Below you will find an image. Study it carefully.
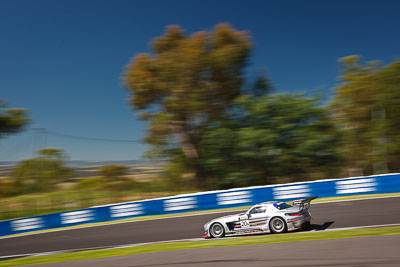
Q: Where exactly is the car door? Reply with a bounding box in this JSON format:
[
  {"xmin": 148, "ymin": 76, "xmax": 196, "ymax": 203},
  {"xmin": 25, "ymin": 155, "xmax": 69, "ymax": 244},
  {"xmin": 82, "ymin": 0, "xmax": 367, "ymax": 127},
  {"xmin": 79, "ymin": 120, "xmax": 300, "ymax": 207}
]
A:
[
  {"xmin": 233, "ymin": 207, "xmax": 260, "ymax": 231},
  {"xmin": 248, "ymin": 206, "xmax": 269, "ymax": 229}
]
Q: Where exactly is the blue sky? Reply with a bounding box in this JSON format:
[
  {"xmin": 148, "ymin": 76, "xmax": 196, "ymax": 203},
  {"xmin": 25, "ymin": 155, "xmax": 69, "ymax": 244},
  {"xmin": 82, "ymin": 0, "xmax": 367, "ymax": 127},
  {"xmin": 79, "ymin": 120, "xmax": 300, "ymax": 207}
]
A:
[{"xmin": 0, "ymin": 0, "xmax": 399, "ymax": 161}]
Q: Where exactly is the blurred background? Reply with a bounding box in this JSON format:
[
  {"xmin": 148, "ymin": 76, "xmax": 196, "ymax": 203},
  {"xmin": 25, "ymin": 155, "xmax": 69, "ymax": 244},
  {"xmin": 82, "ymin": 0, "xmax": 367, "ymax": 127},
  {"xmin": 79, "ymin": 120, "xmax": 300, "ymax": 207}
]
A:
[{"xmin": 1, "ymin": 0, "xmax": 399, "ymax": 221}]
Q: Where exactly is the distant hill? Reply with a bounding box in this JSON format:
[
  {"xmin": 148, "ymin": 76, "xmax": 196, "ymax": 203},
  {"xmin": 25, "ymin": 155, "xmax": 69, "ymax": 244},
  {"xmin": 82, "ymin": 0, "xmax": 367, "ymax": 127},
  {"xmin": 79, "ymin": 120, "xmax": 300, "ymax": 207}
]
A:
[
  {"xmin": 0, "ymin": 160, "xmax": 165, "ymax": 179},
  {"xmin": 66, "ymin": 160, "xmax": 151, "ymax": 167}
]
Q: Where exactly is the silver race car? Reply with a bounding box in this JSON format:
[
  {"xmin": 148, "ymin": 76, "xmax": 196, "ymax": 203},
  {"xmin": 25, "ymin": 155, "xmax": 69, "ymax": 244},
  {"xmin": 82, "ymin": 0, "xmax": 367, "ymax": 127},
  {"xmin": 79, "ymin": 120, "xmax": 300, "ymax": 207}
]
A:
[{"xmin": 203, "ymin": 196, "xmax": 317, "ymax": 238}]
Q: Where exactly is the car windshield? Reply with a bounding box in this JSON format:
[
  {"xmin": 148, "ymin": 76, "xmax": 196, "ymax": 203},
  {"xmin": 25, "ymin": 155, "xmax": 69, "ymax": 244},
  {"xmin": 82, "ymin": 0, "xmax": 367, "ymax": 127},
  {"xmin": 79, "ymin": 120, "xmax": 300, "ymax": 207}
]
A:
[{"xmin": 273, "ymin": 202, "xmax": 292, "ymax": 210}]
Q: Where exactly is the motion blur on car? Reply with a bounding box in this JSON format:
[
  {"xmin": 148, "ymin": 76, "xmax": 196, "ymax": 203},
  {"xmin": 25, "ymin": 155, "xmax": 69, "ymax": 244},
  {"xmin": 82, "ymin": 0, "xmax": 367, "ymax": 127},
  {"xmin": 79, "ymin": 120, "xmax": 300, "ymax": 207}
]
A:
[{"xmin": 203, "ymin": 196, "xmax": 317, "ymax": 238}]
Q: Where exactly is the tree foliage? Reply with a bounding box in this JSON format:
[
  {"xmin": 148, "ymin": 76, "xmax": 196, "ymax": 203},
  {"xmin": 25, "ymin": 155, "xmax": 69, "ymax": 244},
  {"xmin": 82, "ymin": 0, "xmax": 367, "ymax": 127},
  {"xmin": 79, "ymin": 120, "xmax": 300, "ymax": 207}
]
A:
[
  {"xmin": 99, "ymin": 165, "xmax": 128, "ymax": 182},
  {"xmin": 38, "ymin": 148, "xmax": 65, "ymax": 160},
  {"xmin": 200, "ymin": 94, "xmax": 341, "ymax": 189},
  {"xmin": 0, "ymin": 99, "xmax": 29, "ymax": 138},
  {"xmin": 332, "ymin": 56, "xmax": 400, "ymax": 176},
  {"xmin": 11, "ymin": 148, "xmax": 72, "ymax": 193},
  {"xmin": 124, "ymin": 24, "xmax": 251, "ymax": 189},
  {"xmin": 97, "ymin": 164, "xmax": 136, "ymax": 191},
  {"xmin": 123, "ymin": 24, "xmax": 398, "ymax": 190}
]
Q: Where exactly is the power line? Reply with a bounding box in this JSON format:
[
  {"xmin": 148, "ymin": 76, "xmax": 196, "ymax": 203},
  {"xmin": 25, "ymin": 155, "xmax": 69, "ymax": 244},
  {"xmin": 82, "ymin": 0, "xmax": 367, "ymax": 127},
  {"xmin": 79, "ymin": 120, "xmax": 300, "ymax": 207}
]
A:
[
  {"xmin": 0, "ymin": 134, "xmax": 32, "ymax": 160},
  {"xmin": 47, "ymin": 131, "xmax": 142, "ymax": 143}
]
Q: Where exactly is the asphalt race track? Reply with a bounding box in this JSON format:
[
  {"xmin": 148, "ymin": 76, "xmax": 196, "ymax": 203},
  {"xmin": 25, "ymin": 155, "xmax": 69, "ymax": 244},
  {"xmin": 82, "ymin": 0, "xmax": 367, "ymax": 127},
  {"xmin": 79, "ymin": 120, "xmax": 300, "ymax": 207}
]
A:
[
  {"xmin": 28, "ymin": 235, "xmax": 400, "ymax": 267},
  {"xmin": 1, "ymin": 197, "xmax": 400, "ymax": 258}
]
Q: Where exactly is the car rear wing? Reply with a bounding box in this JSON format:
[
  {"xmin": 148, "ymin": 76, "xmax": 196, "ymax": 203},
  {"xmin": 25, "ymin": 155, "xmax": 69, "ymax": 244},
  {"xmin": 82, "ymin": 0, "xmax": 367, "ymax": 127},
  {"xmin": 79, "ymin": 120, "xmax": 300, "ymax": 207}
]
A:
[{"xmin": 292, "ymin": 196, "xmax": 317, "ymax": 211}]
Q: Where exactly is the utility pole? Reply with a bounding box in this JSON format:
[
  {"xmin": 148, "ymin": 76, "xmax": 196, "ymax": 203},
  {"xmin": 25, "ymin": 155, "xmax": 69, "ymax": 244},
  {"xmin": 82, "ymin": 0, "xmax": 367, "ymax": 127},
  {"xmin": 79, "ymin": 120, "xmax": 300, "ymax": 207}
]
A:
[{"xmin": 32, "ymin": 128, "xmax": 47, "ymax": 156}]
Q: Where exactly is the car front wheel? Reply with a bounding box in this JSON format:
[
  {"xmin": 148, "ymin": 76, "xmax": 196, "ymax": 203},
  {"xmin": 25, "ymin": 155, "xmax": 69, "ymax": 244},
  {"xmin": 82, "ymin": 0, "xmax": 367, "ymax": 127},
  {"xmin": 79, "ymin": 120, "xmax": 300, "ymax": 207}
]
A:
[
  {"xmin": 210, "ymin": 223, "xmax": 225, "ymax": 238},
  {"xmin": 269, "ymin": 217, "xmax": 287, "ymax": 234}
]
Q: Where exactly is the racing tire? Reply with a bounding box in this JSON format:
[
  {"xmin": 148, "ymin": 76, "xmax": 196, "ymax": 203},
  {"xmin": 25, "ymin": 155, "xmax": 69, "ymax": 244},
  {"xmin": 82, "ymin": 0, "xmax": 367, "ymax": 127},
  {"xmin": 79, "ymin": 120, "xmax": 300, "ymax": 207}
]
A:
[
  {"xmin": 209, "ymin": 222, "xmax": 225, "ymax": 238},
  {"xmin": 269, "ymin": 217, "xmax": 287, "ymax": 234}
]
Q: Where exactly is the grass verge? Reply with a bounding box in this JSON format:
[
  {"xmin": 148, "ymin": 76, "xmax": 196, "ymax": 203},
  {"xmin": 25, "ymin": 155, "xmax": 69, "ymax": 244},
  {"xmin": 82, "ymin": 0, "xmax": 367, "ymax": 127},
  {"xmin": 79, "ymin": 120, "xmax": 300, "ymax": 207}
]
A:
[{"xmin": 1, "ymin": 225, "xmax": 400, "ymax": 266}]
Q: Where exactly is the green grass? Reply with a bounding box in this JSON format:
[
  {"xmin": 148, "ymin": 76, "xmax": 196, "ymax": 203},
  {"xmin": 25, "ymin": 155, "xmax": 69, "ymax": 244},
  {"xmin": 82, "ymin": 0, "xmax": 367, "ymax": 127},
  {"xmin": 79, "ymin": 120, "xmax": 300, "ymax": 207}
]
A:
[
  {"xmin": 2, "ymin": 192, "xmax": 399, "ymax": 239},
  {"xmin": 2, "ymin": 225, "xmax": 399, "ymax": 266}
]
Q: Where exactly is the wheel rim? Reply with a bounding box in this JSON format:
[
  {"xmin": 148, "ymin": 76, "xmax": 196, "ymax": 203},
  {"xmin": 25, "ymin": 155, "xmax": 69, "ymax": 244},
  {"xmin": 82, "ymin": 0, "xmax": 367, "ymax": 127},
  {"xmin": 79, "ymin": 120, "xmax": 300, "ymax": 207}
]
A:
[
  {"xmin": 212, "ymin": 224, "xmax": 223, "ymax": 236},
  {"xmin": 272, "ymin": 218, "xmax": 283, "ymax": 231}
]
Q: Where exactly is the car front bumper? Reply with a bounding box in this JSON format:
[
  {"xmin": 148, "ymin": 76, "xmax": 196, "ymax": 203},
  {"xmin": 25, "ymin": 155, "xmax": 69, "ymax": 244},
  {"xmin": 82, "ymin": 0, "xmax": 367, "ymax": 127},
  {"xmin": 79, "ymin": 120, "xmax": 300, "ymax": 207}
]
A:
[{"xmin": 202, "ymin": 229, "xmax": 210, "ymax": 238}]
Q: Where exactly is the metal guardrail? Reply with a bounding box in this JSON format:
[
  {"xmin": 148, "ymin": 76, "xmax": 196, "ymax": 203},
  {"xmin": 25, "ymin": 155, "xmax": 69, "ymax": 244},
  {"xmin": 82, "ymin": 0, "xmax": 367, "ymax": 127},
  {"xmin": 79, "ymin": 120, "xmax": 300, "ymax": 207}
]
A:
[{"xmin": 1, "ymin": 173, "xmax": 399, "ymax": 237}]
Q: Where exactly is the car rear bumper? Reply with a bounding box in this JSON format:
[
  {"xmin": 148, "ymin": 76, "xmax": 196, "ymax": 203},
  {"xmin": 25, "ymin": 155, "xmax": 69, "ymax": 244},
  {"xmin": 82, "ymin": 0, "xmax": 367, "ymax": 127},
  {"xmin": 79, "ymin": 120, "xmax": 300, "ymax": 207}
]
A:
[{"xmin": 287, "ymin": 215, "xmax": 311, "ymax": 231}]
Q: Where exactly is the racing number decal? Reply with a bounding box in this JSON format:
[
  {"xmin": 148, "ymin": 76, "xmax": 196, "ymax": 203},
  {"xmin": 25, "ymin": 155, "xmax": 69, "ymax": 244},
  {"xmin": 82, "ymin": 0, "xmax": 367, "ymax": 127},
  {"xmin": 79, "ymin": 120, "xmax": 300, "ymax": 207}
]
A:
[{"xmin": 240, "ymin": 220, "xmax": 249, "ymax": 227}]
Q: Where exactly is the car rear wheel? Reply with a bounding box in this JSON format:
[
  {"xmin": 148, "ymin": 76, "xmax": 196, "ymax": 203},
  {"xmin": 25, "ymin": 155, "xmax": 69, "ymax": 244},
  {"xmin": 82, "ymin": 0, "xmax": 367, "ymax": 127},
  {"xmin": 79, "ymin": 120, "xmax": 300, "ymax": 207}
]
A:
[
  {"xmin": 269, "ymin": 217, "xmax": 287, "ymax": 234},
  {"xmin": 210, "ymin": 223, "xmax": 225, "ymax": 238}
]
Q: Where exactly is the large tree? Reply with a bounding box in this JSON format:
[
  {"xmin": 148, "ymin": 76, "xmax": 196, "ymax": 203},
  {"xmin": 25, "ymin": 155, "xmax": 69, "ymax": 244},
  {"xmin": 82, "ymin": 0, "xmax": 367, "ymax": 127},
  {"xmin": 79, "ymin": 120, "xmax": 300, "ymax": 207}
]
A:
[
  {"xmin": 200, "ymin": 94, "xmax": 341, "ymax": 189},
  {"xmin": 0, "ymin": 99, "xmax": 29, "ymax": 138},
  {"xmin": 332, "ymin": 56, "xmax": 400, "ymax": 175},
  {"xmin": 124, "ymin": 24, "xmax": 251, "ymax": 189}
]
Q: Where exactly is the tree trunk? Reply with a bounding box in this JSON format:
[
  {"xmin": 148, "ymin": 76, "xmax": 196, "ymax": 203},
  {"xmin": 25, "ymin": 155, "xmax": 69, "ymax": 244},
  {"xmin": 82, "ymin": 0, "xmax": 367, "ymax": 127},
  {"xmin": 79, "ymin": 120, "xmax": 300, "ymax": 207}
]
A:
[
  {"xmin": 193, "ymin": 160, "xmax": 207, "ymax": 190},
  {"xmin": 171, "ymin": 121, "xmax": 208, "ymax": 190}
]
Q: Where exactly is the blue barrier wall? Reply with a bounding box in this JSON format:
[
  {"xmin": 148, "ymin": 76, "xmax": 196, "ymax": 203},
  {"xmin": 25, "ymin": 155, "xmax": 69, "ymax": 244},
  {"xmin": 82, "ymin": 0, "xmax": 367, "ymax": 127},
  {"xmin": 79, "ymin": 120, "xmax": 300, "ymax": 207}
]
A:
[{"xmin": 1, "ymin": 173, "xmax": 399, "ymax": 237}]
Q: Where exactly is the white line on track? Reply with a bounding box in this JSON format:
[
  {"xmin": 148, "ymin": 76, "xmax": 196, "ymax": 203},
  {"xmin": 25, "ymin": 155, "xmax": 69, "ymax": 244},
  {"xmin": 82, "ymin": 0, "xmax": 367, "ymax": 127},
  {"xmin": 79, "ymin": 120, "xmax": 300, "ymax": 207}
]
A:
[
  {"xmin": 311, "ymin": 195, "xmax": 400, "ymax": 205},
  {"xmin": 1, "ymin": 223, "xmax": 399, "ymax": 261},
  {"xmin": 1, "ymin": 195, "xmax": 399, "ymax": 241}
]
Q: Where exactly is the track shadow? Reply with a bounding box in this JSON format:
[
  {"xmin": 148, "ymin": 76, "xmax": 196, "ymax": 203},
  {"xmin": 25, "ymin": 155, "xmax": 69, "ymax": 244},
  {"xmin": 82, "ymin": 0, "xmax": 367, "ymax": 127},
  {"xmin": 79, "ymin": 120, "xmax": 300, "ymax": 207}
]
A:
[{"xmin": 310, "ymin": 221, "xmax": 335, "ymax": 231}]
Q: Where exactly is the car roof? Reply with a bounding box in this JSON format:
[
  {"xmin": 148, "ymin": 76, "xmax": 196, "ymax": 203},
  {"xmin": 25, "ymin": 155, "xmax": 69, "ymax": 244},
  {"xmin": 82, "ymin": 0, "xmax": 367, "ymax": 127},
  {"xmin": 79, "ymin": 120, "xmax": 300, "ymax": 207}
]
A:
[{"xmin": 252, "ymin": 201, "xmax": 279, "ymax": 207}]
